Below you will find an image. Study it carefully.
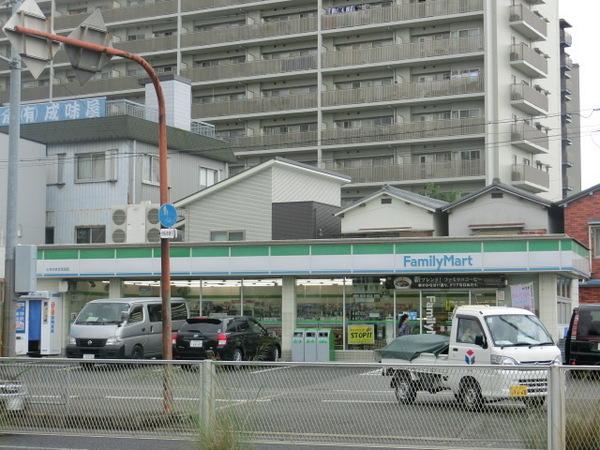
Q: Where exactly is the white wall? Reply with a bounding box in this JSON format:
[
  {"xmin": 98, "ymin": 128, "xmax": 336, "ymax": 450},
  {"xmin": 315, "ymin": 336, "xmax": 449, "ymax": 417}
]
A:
[
  {"xmin": 341, "ymin": 196, "xmax": 437, "ymax": 235},
  {"xmin": 448, "ymin": 192, "xmax": 551, "ymax": 236},
  {"xmin": 272, "ymin": 165, "xmax": 344, "ymax": 207}
]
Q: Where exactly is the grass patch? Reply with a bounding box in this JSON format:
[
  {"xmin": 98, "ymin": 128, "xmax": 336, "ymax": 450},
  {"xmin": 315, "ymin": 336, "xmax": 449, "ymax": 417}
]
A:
[
  {"xmin": 565, "ymin": 403, "xmax": 600, "ymax": 450},
  {"xmin": 196, "ymin": 409, "xmax": 252, "ymax": 450}
]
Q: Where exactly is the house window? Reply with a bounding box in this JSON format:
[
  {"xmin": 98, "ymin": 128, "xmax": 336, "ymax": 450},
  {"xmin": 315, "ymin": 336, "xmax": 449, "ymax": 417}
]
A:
[
  {"xmin": 210, "ymin": 230, "xmax": 245, "ymax": 241},
  {"xmin": 591, "ymin": 227, "xmax": 600, "ymax": 257},
  {"xmin": 199, "ymin": 167, "xmax": 219, "ymax": 188},
  {"xmin": 45, "ymin": 227, "xmax": 54, "ymax": 244},
  {"xmin": 143, "ymin": 155, "xmax": 160, "ymax": 184},
  {"xmin": 75, "ymin": 226, "xmax": 106, "ymax": 244},
  {"xmin": 381, "ymin": 198, "xmax": 392, "ymax": 204},
  {"xmin": 76, "ymin": 152, "xmax": 106, "ymax": 181}
]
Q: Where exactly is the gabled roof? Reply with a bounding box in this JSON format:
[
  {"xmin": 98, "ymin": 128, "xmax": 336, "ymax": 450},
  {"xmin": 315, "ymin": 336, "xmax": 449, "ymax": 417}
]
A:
[
  {"xmin": 335, "ymin": 185, "xmax": 448, "ymax": 216},
  {"xmin": 442, "ymin": 180, "xmax": 553, "ymax": 212},
  {"xmin": 175, "ymin": 157, "xmax": 350, "ymax": 207},
  {"xmin": 556, "ymin": 183, "xmax": 600, "ymax": 207}
]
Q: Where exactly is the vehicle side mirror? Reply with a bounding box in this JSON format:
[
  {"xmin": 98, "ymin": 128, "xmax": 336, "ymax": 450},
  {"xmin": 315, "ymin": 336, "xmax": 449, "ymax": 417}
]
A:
[
  {"xmin": 120, "ymin": 311, "xmax": 129, "ymax": 323},
  {"xmin": 474, "ymin": 335, "xmax": 487, "ymax": 348}
]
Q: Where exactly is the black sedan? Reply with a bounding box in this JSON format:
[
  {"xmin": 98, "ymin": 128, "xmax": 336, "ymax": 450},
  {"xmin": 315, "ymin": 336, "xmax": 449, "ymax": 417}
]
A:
[{"xmin": 173, "ymin": 316, "xmax": 280, "ymax": 362}]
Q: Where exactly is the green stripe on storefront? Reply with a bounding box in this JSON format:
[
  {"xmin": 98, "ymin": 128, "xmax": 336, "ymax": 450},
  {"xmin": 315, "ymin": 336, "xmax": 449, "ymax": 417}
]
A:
[
  {"xmin": 395, "ymin": 242, "xmax": 481, "ymax": 254},
  {"xmin": 353, "ymin": 244, "xmax": 394, "ymax": 254},
  {"xmin": 37, "ymin": 250, "xmax": 44, "ymax": 260},
  {"xmin": 482, "ymin": 240, "xmax": 527, "ymax": 252},
  {"xmin": 115, "ymin": 248, "xmax": 153, "ymax": 259},
  {"xmin": 562, "ymin": 239, "xmax": 588, "ymax": 258},
  {"xmin": 44, "ymin": 249, "xmax": 78, "ymax": 260},
  {"xmin": 311, "ymin": 244, "xmax": 352, "ymax": 255},
  {"xmin": 231, "ymin": 246, "xmax": 269, "ymax": 257},
  {"xmin": 271, "ymin": 245, "xmax": 310, "ymax": 256},
  {"xmin": 191, "ymin": 247, "xmax": 229, "ymax": 257},
  {"xmin": 154, "ymin": 247, "xmax": 191, "ymax": 258},
  {"xmin": 528, "ymin": 240, "xmax": 559, "ymax": 251},
  {"xmin": 80, "ymin": 249, "xmax": 115, "ymax": 259}
]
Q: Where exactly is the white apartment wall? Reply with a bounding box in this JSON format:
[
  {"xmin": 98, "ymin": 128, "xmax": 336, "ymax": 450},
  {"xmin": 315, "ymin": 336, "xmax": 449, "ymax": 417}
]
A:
[
  {"xmin": 0, "ymin": 133, "xmax": 47, "ymax": 250},
  {"xmin": 272, "ymin": 165, "xmax": 343, "ymax": 206},
  {"xmin": 447, "ymin": 193, "xmax": 551, "ymax": 237},
  {"xmin": 341, "ymin": 196, "xmax": 437, "ymax": 235}
]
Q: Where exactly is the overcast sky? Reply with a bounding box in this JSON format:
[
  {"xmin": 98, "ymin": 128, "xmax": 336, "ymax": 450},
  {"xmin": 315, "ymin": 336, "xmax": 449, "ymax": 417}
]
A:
[{"xmin": 559, "ymin": 1, "xmax": 600, "ymax": 189}]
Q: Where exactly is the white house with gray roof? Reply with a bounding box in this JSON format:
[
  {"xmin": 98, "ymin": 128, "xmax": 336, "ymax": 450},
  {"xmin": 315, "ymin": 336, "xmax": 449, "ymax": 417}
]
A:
[
  {"xmin": 175, "ymin": 158, "xmax": 350, "ymax": 242},
  {"xmin": 336, "ymin": 186, "xmax": 448, "ymax": 238}
]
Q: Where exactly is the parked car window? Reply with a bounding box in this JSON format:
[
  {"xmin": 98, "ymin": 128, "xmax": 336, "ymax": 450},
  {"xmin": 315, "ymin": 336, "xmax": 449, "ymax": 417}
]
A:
[
  {"xmin": 172, "ymin": 303, "xmax": 188, "ymax": 321},
  {"xmin": 148, "ymin": 304, "xmax": 162, "ymax": 322},
  {"xmin": 226, "ymin": 319, "xmax": 240, "ymax": 332},
  {"xmin": 129, "ymin": 305, "xmax": 144, "ymax": 324},
  {"xmin": 578, "ymin": 309, "xmax": 600, "ymax": 338},
  {"xmin": 183, "ymin": 318, "xmax": 223, "ymax": 334},
  {"xmin": 249, "ymin": 320, "xmax": 265, "ymax": 335},
  {"xmin": 237, "ymin": 320, "xmax": 250, "ymax": 332},
  {"xmin": 456, "ymin": 317, "xmax": 484, "ymax": 345}
]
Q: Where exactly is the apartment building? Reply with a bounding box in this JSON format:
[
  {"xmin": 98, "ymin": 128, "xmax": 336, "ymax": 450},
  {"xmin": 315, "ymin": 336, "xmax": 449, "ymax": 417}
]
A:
[{"xmin": 0, "ymin": 0, "xmax": 573, "ymax": 204}]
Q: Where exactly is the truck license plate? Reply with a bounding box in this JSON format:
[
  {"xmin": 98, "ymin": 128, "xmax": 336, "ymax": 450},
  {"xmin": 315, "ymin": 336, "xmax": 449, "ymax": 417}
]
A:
[
  {"xmin": 510, "ymin": 385, "xmax": 528, "ymax": 397},
  {"xmin": 190, "ymin": 340, "xmax": 203, "ymax": 348},
  {"xmin": 83, "ymin": 354, "xmax": 95, "ymax": 360}
]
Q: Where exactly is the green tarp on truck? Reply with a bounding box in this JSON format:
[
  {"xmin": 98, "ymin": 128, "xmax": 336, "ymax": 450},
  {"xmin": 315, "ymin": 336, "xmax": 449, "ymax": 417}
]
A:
[{"xmin": 376, "ymin": 334, "xmax": 450, "ymax": 361}]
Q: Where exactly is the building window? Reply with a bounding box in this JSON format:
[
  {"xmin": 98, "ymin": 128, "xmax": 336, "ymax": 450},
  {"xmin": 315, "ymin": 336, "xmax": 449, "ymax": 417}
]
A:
[
  {"xmin": 381, "ymin": 198, "xmax": 392, "ymax": 204},
  {"xmin": 143, "ymin": 155, "xmax": 160, "ymax": 184},
  {"xmin": 76, "ymin": 226, "xmax": 106, "ymax": 244},
  {"xmin": 591, "ymin": 227, "xmax": 600, "ymax": 257},
  {"xmin": 199, "ymin": 167, "xmax": 219, "ymax": 188},
  {"xmin": 45, "ymin": 227, "xmax": 54, "ymax": 244},
  {"xmin": 76, "ymin": 152, "xmax": 106, "ymax": 182},
  {"xmin": 210, "ymin": 230, "xmax": 245, "ymax": 241}
]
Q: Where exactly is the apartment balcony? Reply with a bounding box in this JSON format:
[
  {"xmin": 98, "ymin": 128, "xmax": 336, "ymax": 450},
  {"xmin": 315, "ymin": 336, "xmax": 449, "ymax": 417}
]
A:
[
  {"xmin": 561, "ymin": 54, "xmax": 573, "ymax": 74},
  {"xmin": 509, "ymin": 4, "xmax": 547, "ymax": 41},
  {"xmin": 511, "ymin": 164, "xmax": 549, "ymax": 192},
  {"xmin": 192, "ymin": 93, "xmax": 317, "ymax": 119},
  {"xmin": 560, "ymin": 29, "xmax": 573, "ymax": 47},
  {"xmin": 511, "ymin": 122, "xmax": 549, "ymax": 154},
  {"xmin": 183, "ymin": 55, "xmax": 317, "ymax": 83},
  {"xmin": 322, "ymin": 76, "xmax": 483, "ymax": 108},
  {"xmin": 510, "ymin": 83, "xmax": 548, "ymax": 115},
  {"xmin": 323, "ymin": 36, "xmax": 483, "ymax": 69},
  {"xmin": 322, "ymin": 0, "xmax": 483, "ymax": 30},
  {"xmin": 181, "ymin": 0, "xmax": 259, "ymax": 12},
  {"xmin": 53, "ymin": 1, "xmax": 178, "ymax": 30},
  {"xmin": 510, "ymin": 43, "xmax": 547, "ymax": 78},
  {"xmin": 561, "ymin": 78, "xmax": 574, "ymax": 96},
  {"xmin": 230, "ymin": 131, "xmax": 318, "ymax": 151},
  {"xmin": 322, "ymin": 117, "xmax": 484, "ymax": 147},
  {"xmin": 324, "ymin": 159, "xmax": 485, "ymax": 184},
  {"xmin": 51, "ymin": 76, "xmax": 143, "ymax": 98},
  {"xmin": 181, "ymin": 17, "xmax": 317, "ymax": 48}
]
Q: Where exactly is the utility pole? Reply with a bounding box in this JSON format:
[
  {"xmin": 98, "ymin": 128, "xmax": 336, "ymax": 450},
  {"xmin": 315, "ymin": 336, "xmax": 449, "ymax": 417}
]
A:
[{"xmin": 1, "ymin": 0, "xmax": 22, "ymax": 357}]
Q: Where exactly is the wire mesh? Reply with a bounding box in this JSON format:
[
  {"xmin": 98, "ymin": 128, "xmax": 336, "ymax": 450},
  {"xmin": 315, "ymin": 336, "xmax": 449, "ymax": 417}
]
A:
[{"xmin": 564, "ymin": 367, "xmax": 600, "ymax": 450}]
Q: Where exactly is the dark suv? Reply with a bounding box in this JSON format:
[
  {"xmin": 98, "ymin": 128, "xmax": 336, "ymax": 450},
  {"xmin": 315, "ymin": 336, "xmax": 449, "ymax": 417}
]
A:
[
  {"xmin": 173, "ymin": 316, "xmax": 280, "ymax": 362},
  {"xmin": 565, "ymin": 304, "xmax": 600, "ymax": 365}
]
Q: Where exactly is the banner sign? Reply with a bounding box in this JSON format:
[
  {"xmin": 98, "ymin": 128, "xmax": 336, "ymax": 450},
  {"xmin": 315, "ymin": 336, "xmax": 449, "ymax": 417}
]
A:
[
  {"xmin": 348, "ymin": 324, "xmax": 375, "ymax": 345},
  {"xmin": 391, "ymin": 275, "xmax": 508, "ymax": 290},
  {"xmin": 15, "ymin": 302, "xmax": 26, "ymax": 334},
  {"xmin": 0, "ymin": 97, "xmax": 106, "ymax": 126},
  {"xmin": 510, "ymin": 282, "xmax": 535, "ymax": 312}
]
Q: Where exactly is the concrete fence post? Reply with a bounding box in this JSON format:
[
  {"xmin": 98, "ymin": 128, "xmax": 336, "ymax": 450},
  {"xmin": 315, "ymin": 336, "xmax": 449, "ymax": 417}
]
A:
[
  {"xmin": 201, "ymin": 359, "xmax": 215, "ymax": 429},
  {"xmin": 547, "ymin": 365, "xmax": 566, "ymax": 450}
]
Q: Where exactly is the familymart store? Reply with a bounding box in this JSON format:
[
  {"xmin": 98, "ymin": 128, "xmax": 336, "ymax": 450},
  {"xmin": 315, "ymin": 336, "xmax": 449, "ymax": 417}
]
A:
[{"xmin": 35, "ymin": 235, "xmax": 589, "ymax": 359}]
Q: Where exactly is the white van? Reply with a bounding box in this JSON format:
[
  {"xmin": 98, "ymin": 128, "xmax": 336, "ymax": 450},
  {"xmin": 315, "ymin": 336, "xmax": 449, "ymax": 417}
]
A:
[{"xmin": 66, "ymin": 298, "xmax": 188, "ymax": 359}]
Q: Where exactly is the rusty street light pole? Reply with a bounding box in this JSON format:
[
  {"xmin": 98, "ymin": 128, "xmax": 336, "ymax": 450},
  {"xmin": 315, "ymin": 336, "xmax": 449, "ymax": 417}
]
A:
[{"xmin": 12, "ymin": 24, "xmax": 174, "ymax": 411}]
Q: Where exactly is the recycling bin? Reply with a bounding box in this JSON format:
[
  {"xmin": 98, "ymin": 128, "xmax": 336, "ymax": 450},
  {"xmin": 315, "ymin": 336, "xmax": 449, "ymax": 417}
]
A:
[
  {"xmin": 292, "ymin": 328, "xmax": 305, "ymax": 362},
  {"xmin": 316, "ymin": 329, "xmax": 335, "ymax": 362},
  {"xmin": 304, "ymin": 329, "xmax": 318, "ymax": 362}
]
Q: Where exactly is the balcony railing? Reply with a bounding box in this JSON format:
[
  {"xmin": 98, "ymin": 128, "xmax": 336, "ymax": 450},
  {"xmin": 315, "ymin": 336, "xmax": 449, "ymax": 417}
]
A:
[
  {"xmin": 230, "ymin": 131, "xmax": 318, "ymax": 150},
  {"xmin": 181, "ymin": 0, "xmax": 260, "ymax": 12},
  {"xmin": 322, "ymin": 117, "xmax": 484, "ymax": 146},
  {"xmin": 511, "ymin": 122, "xmax": 549, "ymax": 154},
  {"xmin": 183, "ymin": 55, "xmax": 317, "ymax": 82},
  {"xmin": 192, "ymin": 93, "xmax": 317, "ymax": 118},
  {"xmin": 560, "ymin": 29, "xmax": 573, "ymax": 47},
  {"xmin": 181, "ymin": 17, "xmax": 317, "ymax": 48},
  {"xmin": 323, "ymin": 36, "xmax": 482, "ymax": 68},
  {"xmin": 324, "ymin": 159, "xmax": 485, "ymax": 184},
  {"xmin": 509, "ymin": 4, "xmax": 547, "ymax": 41},
  {"xmin": 510, "ymin": 43, "xmax": 547, "ymax": 78},
  {"xmin": 47, "ymin": 76, "xmax": 143, "ymax": 99},
  {"xmin": 323, "ymin": 76, "xmax": 483, "ymax": 107},
  {"xmin": 511, "ymin": 163, "xmax": 549, "ymax": 191},
  {"xmin": 323, "ymin": 0, "xmax": 483, "ymax": 30},
  {"xmin": 510, "ymin": 83, "xmax": 548, "ymax": 115},
  {"xmin": 561, "ymin": 54, "xmax": 573, "ymax": 71},
  {"xmin": 54, "ymin": 1, "xmax": 178, "ymax": 30}
]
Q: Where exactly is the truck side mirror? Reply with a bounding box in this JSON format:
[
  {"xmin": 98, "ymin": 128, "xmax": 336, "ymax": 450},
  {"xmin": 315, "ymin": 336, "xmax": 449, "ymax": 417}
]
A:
[
  {"xmin": 120, "ymin": 311, "xmax": 129, "ymax": 324},
  {"xmin": 474, "ymin": 335, "xmax": 487, "ymax": 348}
]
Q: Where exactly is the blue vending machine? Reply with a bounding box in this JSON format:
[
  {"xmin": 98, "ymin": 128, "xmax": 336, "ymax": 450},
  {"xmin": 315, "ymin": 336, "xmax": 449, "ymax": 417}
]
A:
[{"xmin": 15, "ymin": 292, "xmax": 63, "ymax": 356}]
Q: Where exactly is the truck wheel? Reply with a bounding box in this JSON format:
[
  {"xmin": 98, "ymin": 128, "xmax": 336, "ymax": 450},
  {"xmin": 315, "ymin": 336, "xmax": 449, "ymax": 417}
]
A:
[
  {"xmin": 460, "ymin": 379, "xmax": 483, "ymax": 412},
  {"xmin": 523, "ymin": 397, "xmax": 545, "ymax": 408},
  {"xmin": 394, "ymin": 377, "xmax": 416, "ymax": 405}
]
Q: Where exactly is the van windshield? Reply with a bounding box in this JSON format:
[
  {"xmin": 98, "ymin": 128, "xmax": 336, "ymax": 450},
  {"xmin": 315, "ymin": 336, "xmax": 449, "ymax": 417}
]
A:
[
  {"xmin": 75, "ymin": 303, "xmax": 129, "ymax": 325},
  {"xmin": 485, "ymin": 314, "xmax": 554, "ymax": 347}
]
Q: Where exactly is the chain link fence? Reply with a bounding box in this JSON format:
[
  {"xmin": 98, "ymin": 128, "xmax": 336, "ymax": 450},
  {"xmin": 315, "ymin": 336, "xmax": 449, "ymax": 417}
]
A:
[{"xmin": 0, "ymin": 358, "xmax": 598, "ymax": 450}]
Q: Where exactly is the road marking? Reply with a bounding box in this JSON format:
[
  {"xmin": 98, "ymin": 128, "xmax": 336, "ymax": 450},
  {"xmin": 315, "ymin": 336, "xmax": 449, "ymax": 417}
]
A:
[
  {"xmin": 330, "ymin": 389, "xmax": 391, "ymax": 394},
  {"xmin": 360, "ymin": 369, "xmax": 383, "ymax": 376},
  {"xmin": 322, "ymin": 399, "xmax": 398, "ymax": 404},
  {"xmin": 249, "ymin": 366, "xmax": 289, "ymax": 375}
]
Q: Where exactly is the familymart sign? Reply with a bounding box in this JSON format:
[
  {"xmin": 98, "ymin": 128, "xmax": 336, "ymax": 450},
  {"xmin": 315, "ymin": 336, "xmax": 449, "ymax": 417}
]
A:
[{"xmin": 36, "ymin": 237, "xmax": 589, "ymax": 279}]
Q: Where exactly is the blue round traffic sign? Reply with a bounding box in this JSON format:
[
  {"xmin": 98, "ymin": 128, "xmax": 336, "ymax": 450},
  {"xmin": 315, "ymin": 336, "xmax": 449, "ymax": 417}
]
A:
[{"xmin": 159, "ymin": 203, "xmax": 178, "ymax": 228}]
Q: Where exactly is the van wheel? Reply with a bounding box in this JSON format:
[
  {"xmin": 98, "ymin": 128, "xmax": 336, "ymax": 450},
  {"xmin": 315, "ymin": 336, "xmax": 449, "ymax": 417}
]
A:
[
  {"xmin": 394, "ymin": 375, "xmax": 416, "ymax": 405},
  {"xmin": 131, "ymin": 345, "xmax": 144, "ymax": 360},
  {"xmin": 460, "ymin": 379, "xmax": 483, "ymax": 411}
]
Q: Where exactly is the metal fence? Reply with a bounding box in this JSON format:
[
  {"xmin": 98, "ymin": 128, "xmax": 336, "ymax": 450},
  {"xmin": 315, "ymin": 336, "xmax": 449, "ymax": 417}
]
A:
[{"xmin": 0, "ymin": 359, "xmax": 598, "ymax": 450}]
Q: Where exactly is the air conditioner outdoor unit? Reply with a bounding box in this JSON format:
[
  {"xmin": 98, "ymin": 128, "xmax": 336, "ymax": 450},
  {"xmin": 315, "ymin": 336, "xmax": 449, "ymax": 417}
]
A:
[{"xmin": 110, "ymin": 202, "xmax": 160, "ymax": 244}]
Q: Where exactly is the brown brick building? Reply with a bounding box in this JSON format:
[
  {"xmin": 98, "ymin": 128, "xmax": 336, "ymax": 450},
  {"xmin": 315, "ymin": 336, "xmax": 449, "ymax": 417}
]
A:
[{"xmin": 560, "ymin": 183, "xmax": 600, "ymax": 303}]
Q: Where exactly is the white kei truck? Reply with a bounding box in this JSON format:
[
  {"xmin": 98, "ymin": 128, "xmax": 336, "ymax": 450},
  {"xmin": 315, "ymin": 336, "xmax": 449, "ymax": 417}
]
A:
[{"xmin": 378, "ymin": 306, "xmax": 561, "ymax": 410}]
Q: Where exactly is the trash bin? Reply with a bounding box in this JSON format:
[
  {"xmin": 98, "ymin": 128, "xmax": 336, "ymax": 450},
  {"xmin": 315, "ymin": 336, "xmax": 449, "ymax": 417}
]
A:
[
  {"xmin": 304, "ymin": 329, "xmax": 318, "ymax": 362},
  {"xmin": 316, "ymin": 329, "xmax": 335, "ymax": 362},
  {"xmin": 292, "ymin": 328, "xmax": 305, "ymax": 362}
]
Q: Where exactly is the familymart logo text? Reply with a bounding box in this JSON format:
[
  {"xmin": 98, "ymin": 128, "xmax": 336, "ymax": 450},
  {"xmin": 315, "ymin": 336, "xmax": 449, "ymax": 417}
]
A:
[{"xmin": 402, "ymin": 254, "xmax": 474, "ymax": 270}]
